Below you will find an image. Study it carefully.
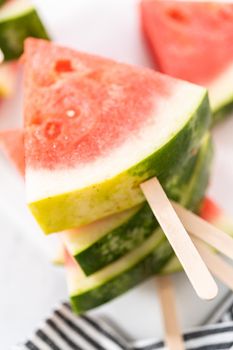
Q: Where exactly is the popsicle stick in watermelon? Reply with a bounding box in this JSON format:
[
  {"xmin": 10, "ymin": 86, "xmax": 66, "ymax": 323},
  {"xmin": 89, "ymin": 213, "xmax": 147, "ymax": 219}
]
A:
[
  {"xmin": 156, "ymin": 275, "xmax": 184, "ymax": 350},
  {"xmin": 23, "ymin": 39, "xmax": 210, "ymax": 234},
  {"xmin": 140, "ymin": 0, "xmax": 233, "ymax": 122},
  {"xmin": 193, "ymin": 237, "xmax": 233, "ymax": 293},
  {"xmin": 141, "ymin": 178, "xmax": 218, "ymax": 300},
  {"xmin": 173, "ymin": 202, "xmax": 233, "ymax": 261}
]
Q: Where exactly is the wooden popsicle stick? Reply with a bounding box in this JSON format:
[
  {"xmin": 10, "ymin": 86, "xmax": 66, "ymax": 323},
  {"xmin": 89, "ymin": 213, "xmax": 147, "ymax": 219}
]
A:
[
  {"xmin": 141, "ymin": 177, "xmax": 218, "ymax": 300},
  {"xmin": 173, "ymin": 202, "xmax": 233, "ymax": 261},
  {"xmin": 193, "ymin": 237, "xmax": 233, "ymax": 291},
  {"xmin": 0, "ymin": 50, "xmax": 4, "ymax": 64},
  {"xmin": 156, "ymin": 275, "xmax": 185, "ymax": 350}
]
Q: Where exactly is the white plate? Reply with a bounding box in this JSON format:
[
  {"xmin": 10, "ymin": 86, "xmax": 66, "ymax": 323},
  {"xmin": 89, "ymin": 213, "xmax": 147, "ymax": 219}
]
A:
[{"xmin": 0, "ymin": 0, "xmax": 232, "ymax": 348}]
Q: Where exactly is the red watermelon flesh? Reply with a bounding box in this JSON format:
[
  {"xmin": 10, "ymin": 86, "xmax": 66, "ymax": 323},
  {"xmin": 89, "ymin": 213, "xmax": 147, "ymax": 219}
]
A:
[
  {"xmin": 0, "ymin": 129, "xmax": 25, "ymax": 175},
  {"xmin": 23, "ymin": 38, "xmax": 179, "ymax": 171},
  {"xmin": 141, "ymin": 1, "xmax": 233, "ymax": 86}
]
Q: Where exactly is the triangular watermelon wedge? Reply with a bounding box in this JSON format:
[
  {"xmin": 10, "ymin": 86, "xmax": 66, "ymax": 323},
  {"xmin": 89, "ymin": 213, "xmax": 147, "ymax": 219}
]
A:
[
  {"xmin": 23, "ymin": 39, "xmax": 210, "ymax": 234},
  {"xmin": 0, "ymin": 129, "xmax": 24, "ymax": 176},
  {"xmin": 140, "ymin": 0, "xmax": 233, "ymax": 121}
]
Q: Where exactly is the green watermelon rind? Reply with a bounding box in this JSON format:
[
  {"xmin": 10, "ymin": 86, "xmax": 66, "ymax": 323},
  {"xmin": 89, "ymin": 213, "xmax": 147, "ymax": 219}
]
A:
[
  {"xmin": 160, "ymin": 135, "xmax": 213, "ymax": 275},
  {"xmin": 70, "ymin": 231, "xmax": 173, "ymax": 314},
  {"xmin": 74, "ymin": 203, "xmax": 156, "ymax": 275},
  {"xmin": 68, "ymin": 134, "xmax": 212, "ymax": 276},
  {"xmin": 176, "ymin": 132, "xmax": 213, "ymax": 211},
  {"xmin": 68, "ymin": 134, "xmax": 212, "ymax": 313},
  {"xmin": 29, "ymin": 91, "xmax": 211, "ymax": 234},
  {"xmin": 0, "ymin": 3, "xmax": 49, "ymax": 61}
]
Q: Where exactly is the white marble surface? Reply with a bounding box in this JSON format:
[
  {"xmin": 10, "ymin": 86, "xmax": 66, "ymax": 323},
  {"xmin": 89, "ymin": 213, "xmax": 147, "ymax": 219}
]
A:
[{"xmin": 0, "ymin": 0, "xmax": 233, "ymax": 348}]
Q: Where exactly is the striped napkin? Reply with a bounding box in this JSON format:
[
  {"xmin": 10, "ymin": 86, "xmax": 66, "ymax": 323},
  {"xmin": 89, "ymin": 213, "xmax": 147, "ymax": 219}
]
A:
[{"xmin": 14, "ymin": 295, "xmax": 233, "ymax": 350}]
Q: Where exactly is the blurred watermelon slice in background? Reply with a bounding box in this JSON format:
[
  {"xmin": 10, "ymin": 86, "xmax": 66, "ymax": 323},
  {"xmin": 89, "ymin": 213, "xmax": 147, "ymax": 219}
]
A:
[{"xmin": 140, "ymin": 0, "xmax": 233, "ymax": 123}]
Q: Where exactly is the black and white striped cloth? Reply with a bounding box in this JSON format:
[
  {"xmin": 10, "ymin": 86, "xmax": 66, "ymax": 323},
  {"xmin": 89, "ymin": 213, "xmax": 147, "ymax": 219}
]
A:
[{"xmin": 14, "ymin": 295, "xmax": 233, "ymax": 350}]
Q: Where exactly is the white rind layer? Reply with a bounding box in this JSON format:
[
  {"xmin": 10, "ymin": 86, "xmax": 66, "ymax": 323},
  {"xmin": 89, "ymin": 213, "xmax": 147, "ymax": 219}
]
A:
[
  {"xmin": 26, "ymin": 82, "xmax": 205, "ymax": 203},
  {"xmin": 208, "ymin": 62, "xmax": 233, "ymax": 112},
  {"xmin": 63, "ymin": 206, "xmax": 139, "ymax": 255}
]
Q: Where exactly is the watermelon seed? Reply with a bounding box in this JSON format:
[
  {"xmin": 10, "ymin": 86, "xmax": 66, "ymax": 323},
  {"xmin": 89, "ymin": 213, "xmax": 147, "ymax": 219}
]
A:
[
  {"xmin": 55, "ymin": 60, "xmax": 74, "ymax": 73},
  {"xmin": 44, "ymin": 121, "xmax": 61, "ymax": 139},
  {"xmin": 167, "ymin": 9, "xmax": 187, "ymax": 23}
]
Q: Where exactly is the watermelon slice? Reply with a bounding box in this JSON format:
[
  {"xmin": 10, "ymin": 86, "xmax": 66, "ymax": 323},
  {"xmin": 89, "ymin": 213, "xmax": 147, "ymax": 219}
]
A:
[
  {"xmin": 23, "ymin": 38, "xmax": 210, "ymax": 234},
  {"xmin": 0, "ymin": 129, "xmax": 24, "ymax": 176},
  {"xmin": 0, "ymin": 0, "xmax": 49, "ymax": 61},
  {"xmin": 66, "ymin": 228, "xmax": 173, "ymax": 313},
  {"xmin": 140, "ymin": 0, "xmax": 233, "ymax": 122}
]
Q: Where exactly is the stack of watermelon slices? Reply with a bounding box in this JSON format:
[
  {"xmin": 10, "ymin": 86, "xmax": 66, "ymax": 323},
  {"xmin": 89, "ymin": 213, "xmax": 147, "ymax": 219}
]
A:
[
  {"xmin": 19, "ymin": 38, "xmax": 215, "ymax": 313},
  {"xmin": 0, "ymin": 0, "xmax": 49, "ymax": 102},
  {"xmin": 2, "ymin": 37, "xmax": 233, "ymax": 313},
  {"xmin": 1, "ymin": 38, "xmax": 229, "ymax": 313},
  {"xmin": 140, "ymin": 0, "xmax": 233, "ymax": 123},
  {"xmin": 0, "ymin": 1, "xmax": 231, "ymax": 317}
]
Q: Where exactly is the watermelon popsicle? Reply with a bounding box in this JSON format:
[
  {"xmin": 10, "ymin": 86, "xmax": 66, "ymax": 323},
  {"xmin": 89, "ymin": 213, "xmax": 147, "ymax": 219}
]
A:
[
  {"xmin": 140, "ymin": 0, "xmax": 233, "ymax": 123},
  {"xmin": 23, "ymin": 39, "xmax": 211, "ymax": 234},
  {"xmin": 22, "ymin": 39, "xmax": 219, "ymax": 300}
]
